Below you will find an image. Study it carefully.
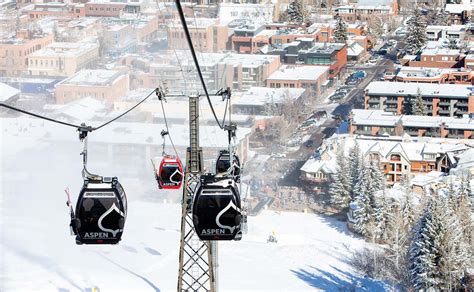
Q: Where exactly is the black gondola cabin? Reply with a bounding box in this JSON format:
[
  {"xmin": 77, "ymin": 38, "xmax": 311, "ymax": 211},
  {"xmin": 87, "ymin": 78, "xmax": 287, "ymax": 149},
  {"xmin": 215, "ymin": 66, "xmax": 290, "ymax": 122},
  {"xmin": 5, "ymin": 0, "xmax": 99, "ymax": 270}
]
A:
[
  {"xmin": 215, "ymin": 150, "xmax": 241, "ymax": 181},
  {"xmin": 72, "ymin": 177, "xmax": 127, "ymax": 244},
  {"xmin": 192, "ymin": 176, "xmax": 242, "ymax": 241}
]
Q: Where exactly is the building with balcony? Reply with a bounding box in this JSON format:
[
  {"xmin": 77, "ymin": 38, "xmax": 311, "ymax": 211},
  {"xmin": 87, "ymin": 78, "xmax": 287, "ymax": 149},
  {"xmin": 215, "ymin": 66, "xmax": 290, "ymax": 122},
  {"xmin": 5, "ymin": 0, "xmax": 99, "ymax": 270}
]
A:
[
  {"xmin": 426, "ymin": 25, "xmax": 467, "ymax": 41},
  {"xmin": 364, "ymin": 81, "xmax": 474, "ymax": 117},
  {"xmin": 55, "ymin": 69, "xmax": 129, "ymax": 104},
  {"xmin": 27, "ymin": 42, "xmax": 99, "ymax": 77},
  {"xmin": 300, "ymin": 134, "xmax": 470, "ymax": 186},
  {"xmin": 385, "ymin": 67, "xmax": 473, "ymax": 85},
  {"xmin": 350, "ymin": 109, "xmax": 474, "ymax": 139}
]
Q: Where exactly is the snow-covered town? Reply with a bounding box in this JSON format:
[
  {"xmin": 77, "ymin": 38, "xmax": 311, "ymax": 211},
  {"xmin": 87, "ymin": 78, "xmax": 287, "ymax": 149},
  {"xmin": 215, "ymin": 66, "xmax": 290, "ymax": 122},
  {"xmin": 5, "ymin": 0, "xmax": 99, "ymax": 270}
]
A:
[{"xmin": 1, "ymin": 0, "xmax": 473, "ymax": 290}]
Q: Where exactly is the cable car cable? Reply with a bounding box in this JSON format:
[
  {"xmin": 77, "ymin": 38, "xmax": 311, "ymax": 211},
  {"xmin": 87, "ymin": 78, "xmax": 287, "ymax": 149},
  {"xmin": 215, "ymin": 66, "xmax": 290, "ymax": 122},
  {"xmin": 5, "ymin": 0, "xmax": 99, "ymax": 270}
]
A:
[
  {"xmin": 92, "ymin": 89, "xmax": 156, "ymax": 131},
  {"xmin": 0, "ymin": 102, "xmax": 83, "ymax": 129},
  {"xmin": 0, "ymin": 88, "xmax": 157, "ymax": 132},
  {"xmin": 157, "ymin": 90, "xmax": 179, "ymax": 158},
  {"xmin": 174, "ymin": 0, "xmax": 224, "ymax": 130}
]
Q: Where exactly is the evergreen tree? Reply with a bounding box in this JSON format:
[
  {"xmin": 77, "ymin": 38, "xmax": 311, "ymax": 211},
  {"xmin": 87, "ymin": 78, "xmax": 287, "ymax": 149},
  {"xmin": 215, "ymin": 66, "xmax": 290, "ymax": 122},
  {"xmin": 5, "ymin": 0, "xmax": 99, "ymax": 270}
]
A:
[
  {"xmin": 353, "ymin": 160, "xmax": 384, "ymax": 237},
  {"xmin": 329, "ymin": 144, "xmax": 351, "ymax": 210},
  {"xmin": 406, "ymin": 9, "xmax": 427, "ymax": 54},
  {"xmin": 348, "ymin": 140, "xmax": 363, "ymax": 197},
  {"xmin": 434, "ymin": 9, "xmax": 450, "ymax": 26},
  {"xmin": 400, "ymin": 180, "xmax": 416, "ymax": 231},
  {"xmin": 409, "ymin": 195, "xmax": 471, "ymax": 290},
  {"xmin": 412, "ymin": 88, "xmax": 426, "ymax": 116},
  {"xmin": 333, "ymin": 14, "xmax": 348, "ymax": 43},
  {"xmin": 374, "ymin": 193, "xmax": 392, "ymax": 243},
  {"xmin": 287, "ymin": 0, "xmax": 306, "ymax": 24}
]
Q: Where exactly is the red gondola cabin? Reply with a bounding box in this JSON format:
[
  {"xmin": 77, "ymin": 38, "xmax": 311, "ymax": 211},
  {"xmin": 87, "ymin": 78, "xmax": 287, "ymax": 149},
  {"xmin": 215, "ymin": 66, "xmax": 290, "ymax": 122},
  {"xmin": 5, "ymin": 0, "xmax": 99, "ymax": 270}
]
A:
[{"xmin": 156, "ymin": 155, "xmax": 183, "ymax": 189}]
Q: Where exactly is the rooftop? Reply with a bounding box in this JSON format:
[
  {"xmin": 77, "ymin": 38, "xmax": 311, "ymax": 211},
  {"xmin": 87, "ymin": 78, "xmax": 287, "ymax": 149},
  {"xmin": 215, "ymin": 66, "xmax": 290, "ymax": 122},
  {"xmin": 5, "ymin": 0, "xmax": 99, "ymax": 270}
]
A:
[
  {"xmin": 234, "ymin": 87, "xmax": 306, "ymax": 106},
  {"xmin": 365, "ymin": 81, "xmax": 472, "ymax": 98},
  {"xmin": 267, "ymin": 65, "xmax": 329, "ymax": 81},
  {"xmin": 0, "ymin": 82, "xmax": 20, "ymax": 102},
  {"xmin": 29, "ymin": 42, "xmax": 99, "ymax": 58},
  {"xmin": 58, "ymin": 70, "xmax": 125, "ymax": 86},
  {"xmin": 352, "ymin": 109, "xmax": 474, "ymax": 130}
]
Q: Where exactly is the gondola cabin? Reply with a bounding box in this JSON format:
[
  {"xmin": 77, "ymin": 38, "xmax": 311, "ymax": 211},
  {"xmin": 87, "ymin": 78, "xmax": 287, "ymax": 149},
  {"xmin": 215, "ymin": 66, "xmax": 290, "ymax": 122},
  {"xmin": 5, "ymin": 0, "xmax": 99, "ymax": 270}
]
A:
[
  {"xmin": 157, "ymin": 155, "xmax": 183, "ymax": 189},
  {"xmin": 72, "ymin": 177, "xmax": 127, "ymax": 245},
  {"xmin": 193, "ymin": 176, "xmax": 242, "ymax": 241},
  {"xmin": 215, "ymin": 150, "xmax": 241, "ymax": 180}
]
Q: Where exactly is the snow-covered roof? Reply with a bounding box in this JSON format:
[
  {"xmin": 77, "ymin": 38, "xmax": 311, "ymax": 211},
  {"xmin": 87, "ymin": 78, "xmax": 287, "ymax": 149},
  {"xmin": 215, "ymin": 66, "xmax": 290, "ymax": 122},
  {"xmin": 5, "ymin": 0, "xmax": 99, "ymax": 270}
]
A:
[
  {"xmin": 351, "ymin": 109, "xmax": 474, "ymax": 130},
  {"xmin": 445, "ymin": 3, "xmax": 471, "ymax": 14},
  {"xmin": 347, "ymin": 42, "xmax": 364, "ymax": 57},
  {"xmin": 267, "ymin": 65, "xmax": 329, "ymax": 81},
  {"xmin": 316, "ymin": 134, "xmax": 472, "ymax": 166},
  {"xmin": 450, "ymin": 148, "xmax": 474, "ymax": 175},
  {"xmin": 411, "ymin": 171, "xmax": 445, "ymax": 187},
  {"xmin": 0, "ymin": 82, "xmax": 20, "ymax": 102},
  {"xmin": 58, "ymin": 69, "xmax": 125, "ymax": 86},
  {"xmin": 234, "ymin": 87, "xmax": 306, "ymax": 106},
  {"xmin": 44, "ymin": 97, "xmax": 107, "ymax": 121},
  {"xmin": 300, "ymin": 156, "xmax": 337, "ymax": 174},
  {"xmin": 29, "ymin": 42, "xmax": 99, "ymax": 58},
  {"xmin": 365, "ymin": 81, "xmax": 473, "ymax": 98}
]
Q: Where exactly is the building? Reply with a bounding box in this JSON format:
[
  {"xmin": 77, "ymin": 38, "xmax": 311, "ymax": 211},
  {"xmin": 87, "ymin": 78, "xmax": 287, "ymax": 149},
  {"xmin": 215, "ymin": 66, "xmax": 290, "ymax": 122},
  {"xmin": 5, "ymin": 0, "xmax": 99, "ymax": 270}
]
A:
[
  {"xmin": 385, "ymin": 67, "xmax": 473, "ymax": 85},
  {"xmin": 335, "ymin": 0, "xmax": 398, "ymax": 23},
  {"xmin": 300, "ymin": 134, "xmax": 470, "ymax": 186},
  {"xmin": 232, "ymin": 87, "xmax": 308, "ymax": 115},
  {"xmin": 0, "ymin": 30, "xmax": 54, "ymax": 77},
  {"xmin": 364, "ymin": 81, "xmax": 474, "ymax": 117},
  {"xmin": 426, "ymin": 25, "xmax": 468, "ymax": 41},
  {"xmin": 27, "ymin": 42, "xmax": 99, "ymax": 77},
  {"xmin": 231, "ymin": 23, "xmax": 267, "ymax": 54},
  {"xmin": 218, "ymin": 3, "xmax": 274, "ymax": 26},
  {"xmin": 266, "ymin": 65, "xmax": 329, "ymax": 95},
  {"xmin": 405, "ymin": 47, "xmax": 464, "ymax": 68},
  {"xmin": 85, "ymin": 2, "xmax": 125, "ymax": 17},
  {"xmin": 350, "ymin": 109, "xmax": 474, "ymax": 139},
  {"xmin": 26, "ymin": 3, "xmax": 85, "ymax": 19},
  {"xmin": 168, "ymin": 18, "xmax": 229, "ymax": 53},
  {"xmin": 264, "ymin": 41, "xmax": 347, "ymax": 79},
  {"xmin": 102, "ymin": 24, "xmax": 136, "ymax": 57},
  {"xmin": 445, "ymin": 3, "xmax": 471, "ymax": 25},
  {"xmin": 55, "ymin": 69, "xmax": 129, "ymax": 104}
]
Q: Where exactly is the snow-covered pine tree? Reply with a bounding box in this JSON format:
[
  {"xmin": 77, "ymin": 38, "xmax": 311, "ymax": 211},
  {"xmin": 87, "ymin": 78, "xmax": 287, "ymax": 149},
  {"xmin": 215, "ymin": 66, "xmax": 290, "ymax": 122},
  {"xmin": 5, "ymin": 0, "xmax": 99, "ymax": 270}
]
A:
[
  {"xmin": 411, "ymin": 88, "xmax": 426, "ymax": 116},
  {"xmin": 329, "ymin": 143, "xmax": 351, "ymax": 210},
  {"xmin": 348, "ymin": 140, "xmax": 363, "ymax": 197},
  {"xmin": 353, "ymin": 160, "xmax": 384, "ymax": 237},
  {"xmin": 409, "ymin": 197, "xmax": 443, "ymax": 290},
  {"xmin": 333, "ymin": 14, "xmax": 348, "ymax": 43},
  {"xmin": 287, "ymin": 0, "xmax": 304, "ymax": 23},
  {"xmin": 400, "ymin": 184, "xmax": 415, "ymax": 231},
  {"xmin": 409, "ymin": 195, "xmax": 471, "ymax": 290},
  {"xmin": 406, "ymin": 9, "xmax": 427, "ymax": 54},
  {"xmin": 374, "ymin": 192, "xmax": 392, "ymax": 243},
  {"xmin": 439, "ymin": 196, "xmax": 471, "ymax": 290}
]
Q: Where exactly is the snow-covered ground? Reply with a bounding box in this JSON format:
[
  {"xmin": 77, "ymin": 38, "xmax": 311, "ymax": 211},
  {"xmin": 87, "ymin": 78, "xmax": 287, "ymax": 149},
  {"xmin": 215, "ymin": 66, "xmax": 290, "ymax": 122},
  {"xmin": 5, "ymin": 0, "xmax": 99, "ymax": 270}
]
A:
[{"xmin": 1, "ymin": 120, "xmax": 389, "ymax": 291}]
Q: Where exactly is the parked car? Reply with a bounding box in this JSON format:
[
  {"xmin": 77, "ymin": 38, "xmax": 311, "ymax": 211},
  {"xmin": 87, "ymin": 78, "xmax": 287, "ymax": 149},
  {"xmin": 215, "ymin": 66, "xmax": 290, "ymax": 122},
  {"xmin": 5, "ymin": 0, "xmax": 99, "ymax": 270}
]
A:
[{"xmin": 304, "ymin": 140, "xmax": 315, "ymax": 148}]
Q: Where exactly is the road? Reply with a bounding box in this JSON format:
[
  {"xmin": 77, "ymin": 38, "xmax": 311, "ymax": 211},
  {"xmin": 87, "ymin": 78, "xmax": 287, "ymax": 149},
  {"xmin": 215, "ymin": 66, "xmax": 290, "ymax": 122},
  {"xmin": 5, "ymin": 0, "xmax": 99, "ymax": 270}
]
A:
[{"xmin": 277, "ymin": 51, "xmax": 397, "ymax": 188}]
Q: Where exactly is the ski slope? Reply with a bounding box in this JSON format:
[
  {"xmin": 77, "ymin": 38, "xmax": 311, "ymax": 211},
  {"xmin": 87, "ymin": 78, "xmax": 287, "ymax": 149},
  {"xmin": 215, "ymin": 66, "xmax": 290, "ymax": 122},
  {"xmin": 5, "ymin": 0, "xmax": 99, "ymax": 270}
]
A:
[{"xmin": 0, "ymin": 120, "xmax": 389, "ymax": 291}]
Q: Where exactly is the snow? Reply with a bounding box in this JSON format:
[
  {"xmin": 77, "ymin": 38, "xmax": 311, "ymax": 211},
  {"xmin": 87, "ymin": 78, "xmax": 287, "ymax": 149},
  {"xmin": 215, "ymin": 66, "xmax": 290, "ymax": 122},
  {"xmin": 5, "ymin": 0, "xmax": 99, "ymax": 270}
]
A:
[
  {"xmin": 267, "ymin": 65, "xmax": 329, "ymax": 81},
  {"xmin": 0, "ymin": 120, "xmax": 389, "ymax": 291},
  {"xmin": 0, "ymin": 82, "xmax": 20, "ymax": 102},
  {"xmin": 366, "ymin": 81, "xmax": 472, "ymax": 98}
]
